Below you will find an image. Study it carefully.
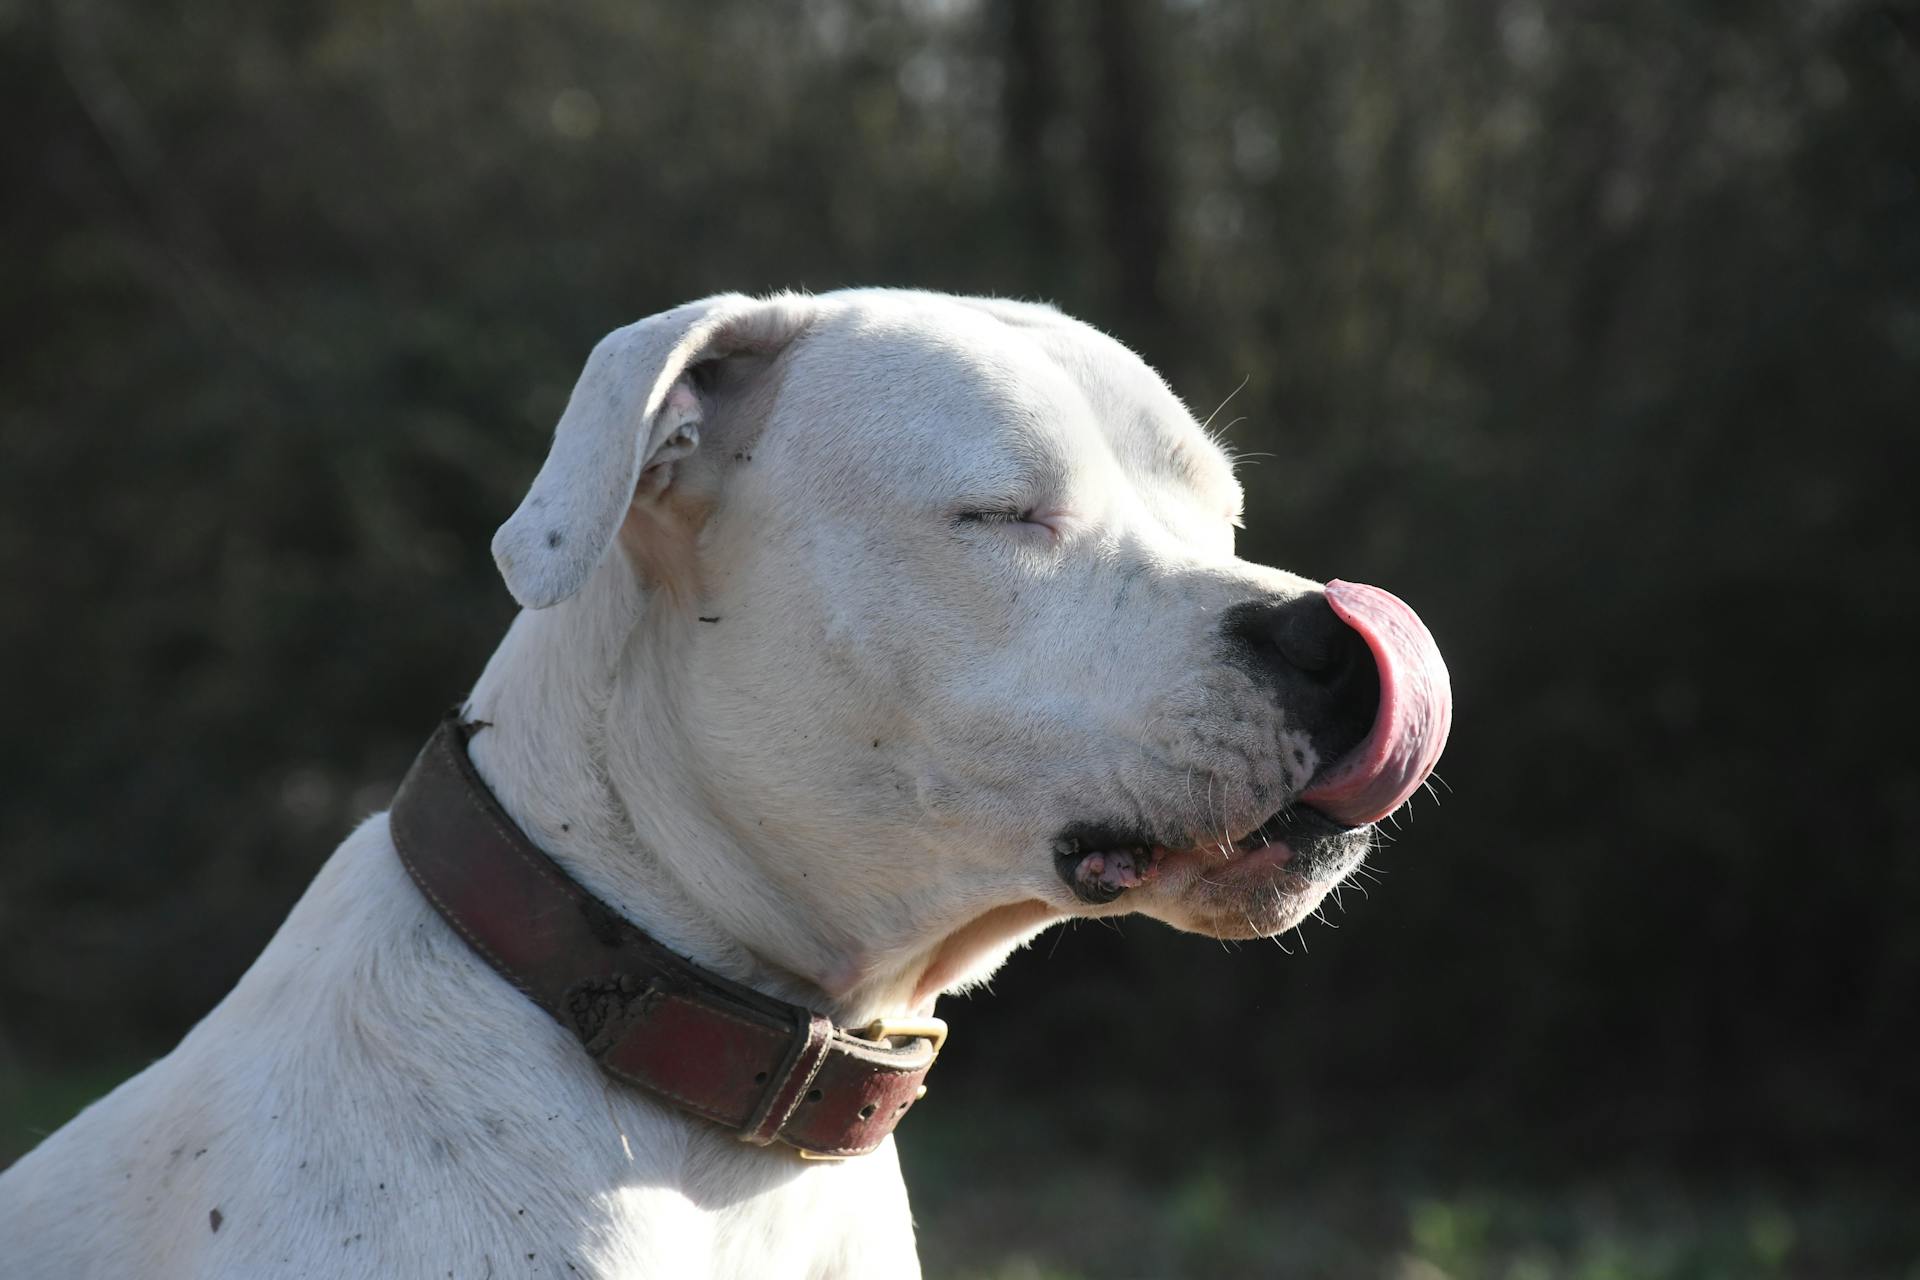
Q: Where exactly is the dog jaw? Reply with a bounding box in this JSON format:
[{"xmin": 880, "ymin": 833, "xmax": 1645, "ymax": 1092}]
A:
[
  {"xmin": 1043, "ymin": 797, "xmax": 1377, "ymax": 941},
  {"xmin": 909, "ymin": 900, "xmax": 1061, "ymax": 1007},
  {"xmin": 811, "ymin": 900, "xmax": 1063, "ymax": 1020},
  {"xmin": 1140, "ymin": 830, "xmax": 1371, "ymax": 940}
]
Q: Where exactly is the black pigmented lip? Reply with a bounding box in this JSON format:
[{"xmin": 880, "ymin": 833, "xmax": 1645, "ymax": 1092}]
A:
[
  {"xmin": 1052, "ymin": 821, "xmax": 1156, "ymax": 905},
  {"xmin": 1234, "ymin": 802, "xmax": 1353, "ymax": 851}
]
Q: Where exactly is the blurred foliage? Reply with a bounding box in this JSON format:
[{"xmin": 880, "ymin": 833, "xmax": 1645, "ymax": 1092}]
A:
[
  {"xmin": 896, "ymin": 1104, "xmax": 1920, "ymax": 1278},
  {"xmin": 2, "ymin": 0, "xmax": 1918, "ymax": 1249}
]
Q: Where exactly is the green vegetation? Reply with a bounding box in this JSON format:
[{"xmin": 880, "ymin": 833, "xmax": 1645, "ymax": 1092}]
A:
[
  {"xmin": 919, "ymin": 1178, "xmax": 1919, "ymax": 1280},
  {"xmin": 900, "ymin": 1105, "xmax": 1919, "ymax": 1279}
]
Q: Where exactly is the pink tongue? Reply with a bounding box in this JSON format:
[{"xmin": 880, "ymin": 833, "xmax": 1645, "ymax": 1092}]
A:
[{"xmin": 1297, "ymin": 580, "xmax": 1453, "ymax": 827}]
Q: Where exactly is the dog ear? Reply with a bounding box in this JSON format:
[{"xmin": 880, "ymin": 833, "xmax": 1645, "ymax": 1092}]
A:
[{"xmin": 492, "ymin": 293, "xmax": 811, "ymax": 609}]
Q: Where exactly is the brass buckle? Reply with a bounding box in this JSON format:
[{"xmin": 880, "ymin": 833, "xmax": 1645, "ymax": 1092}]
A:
[
  {"xmin": 794, "ymin": 1017, "xmax": 948, "ymax": 1162},
  {"xmin": 856, "ymin": 1016, "xmax": 948, "ymax": 1059}
]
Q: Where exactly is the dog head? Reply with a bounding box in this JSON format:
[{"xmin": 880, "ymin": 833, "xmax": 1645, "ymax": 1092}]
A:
[{"xmin": 491, "ymin": 290, "xmax": 1451, "ymax": 1006}]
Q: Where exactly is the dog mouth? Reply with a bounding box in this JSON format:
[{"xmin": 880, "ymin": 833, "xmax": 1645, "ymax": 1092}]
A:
[
  {"xmin": 1053, "ymin": 804, "xmax": 1358, "ymax": 905},
  {"xmin": 1053, "ymin": 580, "xmax": 1452, "ymax": 908}
]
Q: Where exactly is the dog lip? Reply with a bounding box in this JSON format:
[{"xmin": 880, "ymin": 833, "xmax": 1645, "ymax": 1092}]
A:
[
  {"xmin": 1298, "ymin": 579, "xmax": 1453, "ymax": 827},
  {"xmin": 1053, "ymin": 803, "xmax": 1355, "ymax": 902},
  {"xmin": 1227, "ymin": 802, "xmax": 1349, "ymax": 854},
  {"xmin": 1053, "ymin": 823, "xmax": 1163, "ymax": 903}
]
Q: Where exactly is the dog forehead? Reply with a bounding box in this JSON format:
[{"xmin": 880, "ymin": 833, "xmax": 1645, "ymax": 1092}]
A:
[{"xmin": 774, "ymin": 291, "xmax": 1239, "ymax": 510}]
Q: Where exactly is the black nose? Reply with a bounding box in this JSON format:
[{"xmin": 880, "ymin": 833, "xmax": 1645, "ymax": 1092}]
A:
[{"xmin": 1221, "ymin": 592, "xmax": 1382, "ymax": 768}]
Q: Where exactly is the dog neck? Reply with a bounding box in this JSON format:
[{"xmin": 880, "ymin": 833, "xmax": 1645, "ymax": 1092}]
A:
[{"xmin": 459, "ymin": 565, "xmax": 949, "ymax": 1027}]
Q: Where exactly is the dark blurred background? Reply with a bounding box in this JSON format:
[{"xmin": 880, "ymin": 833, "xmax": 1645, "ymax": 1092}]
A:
[{"xmin": 3, "ymin": 1, "xmax": 1917, "ymax": 1275}]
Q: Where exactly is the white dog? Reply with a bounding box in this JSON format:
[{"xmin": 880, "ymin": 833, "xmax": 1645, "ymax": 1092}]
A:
[{"xmin": 0, "ymin": 289, "xmax": 1450, "ymax": 1277}]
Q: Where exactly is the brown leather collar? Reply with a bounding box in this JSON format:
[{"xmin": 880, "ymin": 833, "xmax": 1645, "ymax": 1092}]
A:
[{"xmin": 388, "ymin": 714, "xmax": 941, "ymax": 1159}]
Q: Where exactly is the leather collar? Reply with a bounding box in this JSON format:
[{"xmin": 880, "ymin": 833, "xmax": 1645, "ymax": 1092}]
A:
[{"xmin": 388, "ymin": 714, "xmax": 941, "ymax": 1159}]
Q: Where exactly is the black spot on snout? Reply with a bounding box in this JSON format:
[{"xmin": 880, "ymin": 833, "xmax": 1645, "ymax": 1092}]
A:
[
  {"xmin": 546, "ymin": 529, "xmax": 564, "ymax": 548},
  {"xmin": 1220, "ymin": 592, "xmax": 1381, "ymax": 770}
]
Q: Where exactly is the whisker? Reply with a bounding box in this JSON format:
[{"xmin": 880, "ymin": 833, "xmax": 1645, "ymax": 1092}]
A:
[{"xmin": 1200, "ymin": 374, "xmax": 1251, "ymax": 437}]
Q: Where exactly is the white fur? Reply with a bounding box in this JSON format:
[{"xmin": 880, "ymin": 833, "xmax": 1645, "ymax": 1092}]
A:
[{"xmin": 1, "ymin": 289, "xmax": 1363, "ymax": 1277}]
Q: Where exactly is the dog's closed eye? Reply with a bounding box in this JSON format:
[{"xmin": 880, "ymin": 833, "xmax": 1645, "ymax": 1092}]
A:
[
  {"xmin": 954, "ymin": 508, "xmax": 1070, "ymax": 546},
  {"xmin": 953, "ymin": 508, "xmax": 1069, "ymax": 546},
  {"xmin": 955, "ymin": 508, "xmax": 1039, "ymax": 527}
]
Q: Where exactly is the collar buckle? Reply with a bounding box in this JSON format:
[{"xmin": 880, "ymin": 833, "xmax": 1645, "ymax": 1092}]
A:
[
  {"xmin": 856, "ymin": 1016, "xmax": 948, "ymax": 1059},
  {"xmin": 795, "ymin": 1017, "xmax": 948, "ymax": 1162}
]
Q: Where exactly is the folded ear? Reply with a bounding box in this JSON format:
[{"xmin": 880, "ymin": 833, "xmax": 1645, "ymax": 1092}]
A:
[{"xmin": 492, "ymin": 293, "xmax": 812, "ymax": 609}]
